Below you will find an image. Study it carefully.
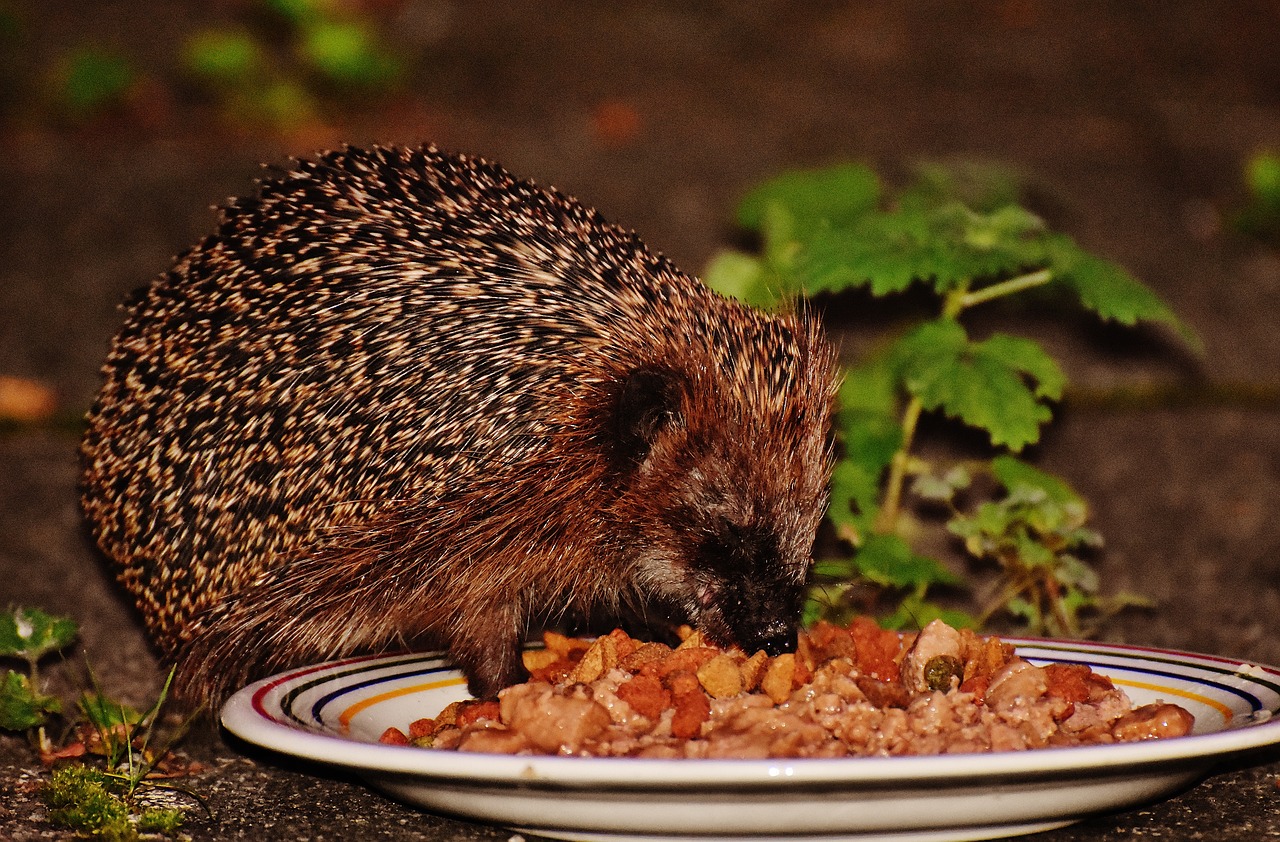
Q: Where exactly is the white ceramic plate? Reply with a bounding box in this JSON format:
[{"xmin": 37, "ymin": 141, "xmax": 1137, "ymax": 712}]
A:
[{"xmin": 222, "ymin": 639, "xmax": 1280, "ymax": 842}]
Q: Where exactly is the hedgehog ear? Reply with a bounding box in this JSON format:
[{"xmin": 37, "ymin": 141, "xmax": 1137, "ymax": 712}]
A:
[{"xmin": 613, "ymin": 367, "xmax": 682, "ymax": 469}]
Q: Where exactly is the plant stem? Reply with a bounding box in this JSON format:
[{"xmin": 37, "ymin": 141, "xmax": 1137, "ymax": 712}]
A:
[
  {"xmin": 956, "ymin": 268, "xmax": 1053, "ymax": 311},
  {"xmin": 874, "ymin": 396, "xmax": 923, "ymax": 534}
]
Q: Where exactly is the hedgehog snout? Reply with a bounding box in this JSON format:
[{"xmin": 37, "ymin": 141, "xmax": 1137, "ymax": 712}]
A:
[{"xmin": 688, "ymin": 520, "xmax": 807, "ymax": 656}]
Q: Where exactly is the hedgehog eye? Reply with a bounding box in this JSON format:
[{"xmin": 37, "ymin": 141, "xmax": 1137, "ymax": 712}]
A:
[{"xmin": 612, "ymin": 367, "xmax": 681, "ymax": 468}]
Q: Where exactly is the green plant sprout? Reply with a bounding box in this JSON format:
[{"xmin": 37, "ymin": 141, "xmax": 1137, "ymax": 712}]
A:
[
  {"xmin": 183, "ymin": 0, "xmax": 403, "ymax": 129},
  {"xmin": 1235, "ymin": 150, "xmax": 1280, "ymax": 245},
  {"xmin": 704, "ymin": 161, "xmax": 1198, "ymax": 636},
  {"xmin": 53, "ymin": 47, "xmax": 135, "ymax": 119},
  {"xmin": 0, "ymin": 607, "xmax": 200, "ymax": 839}
]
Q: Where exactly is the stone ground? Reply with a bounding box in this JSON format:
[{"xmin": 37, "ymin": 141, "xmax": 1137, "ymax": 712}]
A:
[{"xmin": 2, "ymin": 1, "xmax": 1280, "ymax": 839}]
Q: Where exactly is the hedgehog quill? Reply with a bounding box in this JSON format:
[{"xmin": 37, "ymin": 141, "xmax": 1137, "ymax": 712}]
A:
[{"xmin": 79, "ymin": 145, "xmax": 839, "ymax": 706}]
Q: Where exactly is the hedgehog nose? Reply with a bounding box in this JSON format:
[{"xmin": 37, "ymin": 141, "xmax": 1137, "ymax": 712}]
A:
[{"xmin": 752, "ymin": 625, "xmax": 798, "ymax": 657}]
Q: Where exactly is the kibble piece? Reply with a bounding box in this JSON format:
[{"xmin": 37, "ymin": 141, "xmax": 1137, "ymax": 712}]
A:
[
  {"xmin": 761, "ymin": 653, "xmax": 797, "ymax": 704},
  {"xmin": 697, "ymin": 653, "xmax": 745, "ymax": 698},
  {"xmin": 522, "ymin": 648, "xmax": 560, "ymax": 673},
  {"xmin": 738, "ymin": 650, "xmax": 769, "ymax": 691},
  {"xmin": 568, "ymin": 635, "xmax": 618, "ymax": 684}
]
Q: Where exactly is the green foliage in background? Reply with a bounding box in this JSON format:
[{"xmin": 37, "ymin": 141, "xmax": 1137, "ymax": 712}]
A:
[
  {"xmin": 705, "ymin": 161, "xmax": 1197, "ymax": 636},
  {"xmin": 53, "ymin": 48, "xmax": 136, "ymax": 119},
  {"xmin": 182, "ymin": 0, "xmax": 403, "ymax": 129},
  {"xmin": 1236, "ymin": 150, "xmax": 1280, "ymax": 245}
]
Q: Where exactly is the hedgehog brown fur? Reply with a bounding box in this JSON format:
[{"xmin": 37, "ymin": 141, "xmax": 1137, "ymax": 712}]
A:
[{"xmin": 79, "ymin": 144, "xmax": 838, "ymax": 706}]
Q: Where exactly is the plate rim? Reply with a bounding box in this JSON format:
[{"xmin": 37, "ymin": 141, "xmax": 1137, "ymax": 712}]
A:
[{"xmin": 221, "ymin": 637, "xmax": 1280, "ymax": 789}]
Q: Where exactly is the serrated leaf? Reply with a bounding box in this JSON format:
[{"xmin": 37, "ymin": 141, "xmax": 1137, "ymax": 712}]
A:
[
  {"xmin": 736, "ymin": 163, "xmax": 881, "ymax": 231},
  {"xmin": 0, "ymin": 607, "xmax": 78, "ymax": 662},
  {"xmin": 796, "ymin": 209, "xmax": 936, "ymax": 296},
  {"xmin": 854, "ymin": 534, "xmax": 962, "ymax": 589},
  {"xmin": 974, "ymin": 333, "xmax": 1066, "ymax": 401},
  {"xmin": 0, "ymin": 670, "xmax": 60, "ymax": 731},
  {"xmin": 1049, "ymin": 237, "xmax": 1201, "ymax": 350},
  {"xmin": 893, "ymin": 321, "xmax": 1063, "ymax": 450},
  {"xmin": 796, "ymin": 201, "xmax": 1056, "ymax": 299}
]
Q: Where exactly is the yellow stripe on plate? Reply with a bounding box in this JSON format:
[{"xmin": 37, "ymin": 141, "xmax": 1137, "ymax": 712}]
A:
[
  {"xmin": 1111, "ymin": 677, "xmax": 1234, "ymax": 721},
  {"xmin": 339, "ymin": 676, "xmax": 468, "ymax": 730}
]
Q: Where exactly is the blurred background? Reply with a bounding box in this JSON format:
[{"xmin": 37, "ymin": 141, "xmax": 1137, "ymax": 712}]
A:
[{"xmin": 1, "ymin": 1, "xmax": 1278, "ymax": 837}]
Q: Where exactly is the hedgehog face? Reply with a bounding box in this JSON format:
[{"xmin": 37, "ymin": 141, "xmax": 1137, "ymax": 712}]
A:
[{"xmin": 610, "ymin": 365, "xmax": 830, "ymax": 656}]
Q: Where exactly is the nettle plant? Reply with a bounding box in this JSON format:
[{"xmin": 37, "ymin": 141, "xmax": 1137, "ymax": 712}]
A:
[{"xmin": 705, "ymin": 162, "xmax": 1198, "ymax": 637}]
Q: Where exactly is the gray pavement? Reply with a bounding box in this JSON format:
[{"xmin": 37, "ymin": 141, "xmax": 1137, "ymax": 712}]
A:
[{"xmin": 2, "ymin": 2, "xmax": 1279, "ymax": 839}]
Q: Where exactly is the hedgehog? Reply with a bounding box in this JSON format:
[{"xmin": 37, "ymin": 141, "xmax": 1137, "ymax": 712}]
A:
[{"xmin": 79, "ymin": 144, "xmax": 839, "ymax": 706}]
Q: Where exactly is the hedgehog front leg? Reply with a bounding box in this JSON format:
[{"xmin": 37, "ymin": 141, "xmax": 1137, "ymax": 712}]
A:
[{"xmin": 446, "ymin": 599, "xmax": 530, "ymax": 699}]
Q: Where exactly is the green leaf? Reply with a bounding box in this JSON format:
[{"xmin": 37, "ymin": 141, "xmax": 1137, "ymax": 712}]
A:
[
  {"xmin": 902, "ymin": 159, "xmax": 1025, "ymax": 214},
  {"xmin": 300, "ymin": 20, "xmax": 400, "ymax": 88},
  {"xmin": 911, "ymin": 465, "xmax": 971, "ymax": 503},
  {"xmin": 838, "ymin": 348, "xmax": 901, "ymax": 416},
  {"xmin": 1049, "ymin": 238, "xmax": 1201, "ymax": 350},
  {"xmin": 57, "ymin": 48, "xmax": 134, "ymax": 117},
  {"xmin": 796, "ymin": 201, "xmax": 1054, "ymax": 299},
  {"xmin": 1005, "ymin": 596, "xmax": 1040, "ymax": 626},
  {"xmin": 266, "ymin": 0, "xmax": 327, "ymax": 27},
  {"xmin": 1054, "ymin": 555, "xmax": 1100, "ymax": 593},
  {"xmin": 989, "ymin": 455, "xmax": 1082, "ymax": 506},
  {"xmin": 736, "ymin": 163, "xmax": 881, "ymax": 231},
  {"xmin": 797, "ymin": 207, "xmax": 939, "ymax": 296},
  {"xmin": 881, "ymin": 593, "xmax": 979, "ymax": 631},
  {"xmin": 1246, "ymin": 151, "xmax": 1280, "ymax": 210},
  {"xmin": 0, "ymin": 607, "xmax": 77, "ymax": 662},
  {"xmin": 892, "ymin": 321, "xmax": 1064, "ymax": 450},
  {"xmin": 828, "ymin": 457, "xmax": 881, "ymax": 539},
  {"xmin": 183, "ymin": 29, "xmax": 264, "ymax": 87},
  {"xmin": 854, "ymin": 534, "xmax": 962, "ymax": 590},
  {"xmin": 0, "ymin": 670, "xmax": 60, "ymax": 731},
  {"xmin": 701, "ymin": 250, "xmax": 774, "ymax": 308}
]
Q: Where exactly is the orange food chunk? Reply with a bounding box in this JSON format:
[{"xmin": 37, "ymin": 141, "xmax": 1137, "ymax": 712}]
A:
[
  {"xmin": 850, "ymin": 616, "xmax": 902, "ymax": 682},
  {"xmin": 1044, "ymin": 663, "xmax": 1093, "ymax": 703},
  {"xmin": 408, "ymin": 718, "xmax": 436, "ymax": 739},
  {"xmin": 650, "ymin": 646, "xmax": 719, "ymax": 678},
  {"xmin": 522, "ymin": 647, "xmax": 561, "ymax": 673},
  {"xmin": 379, "ymin": 727, "xmax": 409, "ymax": 745},
  {"xmin": 620, "ymin": 641, "xmax": 673, "ymax": 673},
  {"xmin": 616, "ymin": 673, "xmax": 671, "ymax": 720},
  {"xmin": 607, "ymin": 627, "xmax": 641, "ymax": 660},
  {"xmin": 738, "ymin": 650, "xmax": 769, "ymax": 691},
  {"xmin": 669, "ymin": 687, "xmax": 710, "ymax": 738},
  {"xmin": 456, "ymin": 700, "xmax": 502, "ymax": 728}
]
